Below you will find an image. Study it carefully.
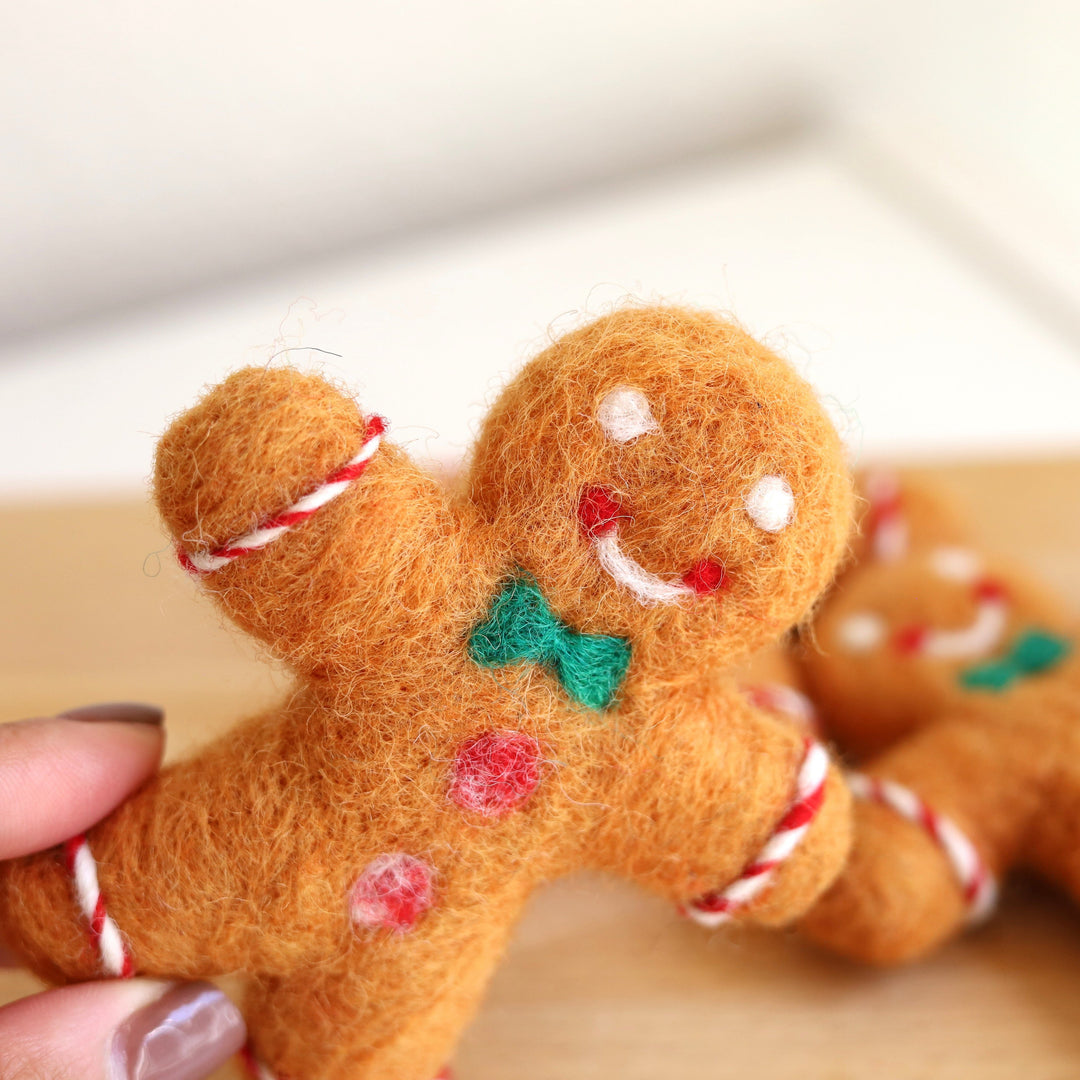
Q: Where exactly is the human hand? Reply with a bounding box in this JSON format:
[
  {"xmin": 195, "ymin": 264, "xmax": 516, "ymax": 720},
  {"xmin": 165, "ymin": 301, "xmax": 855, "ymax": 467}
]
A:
[{"xmin": 0, "ymin": 704, "xmax": 247, "ymax": 1080}]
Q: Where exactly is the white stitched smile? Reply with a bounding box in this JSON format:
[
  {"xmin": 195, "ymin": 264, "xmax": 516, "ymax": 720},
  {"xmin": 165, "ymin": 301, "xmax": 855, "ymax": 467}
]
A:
[{"xmin": 592, "ymin": 530, "xmax": 695, "ymax": 605}]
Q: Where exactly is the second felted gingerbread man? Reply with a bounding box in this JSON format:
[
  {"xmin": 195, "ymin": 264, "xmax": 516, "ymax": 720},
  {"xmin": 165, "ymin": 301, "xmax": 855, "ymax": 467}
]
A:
[
  {"xmin": 795, "ymin": 471, "xmax": 1077, "ymax": 964},
  {"xmin": 0, "ymin": 306, "xmax": 855, "ymax": 1079}
]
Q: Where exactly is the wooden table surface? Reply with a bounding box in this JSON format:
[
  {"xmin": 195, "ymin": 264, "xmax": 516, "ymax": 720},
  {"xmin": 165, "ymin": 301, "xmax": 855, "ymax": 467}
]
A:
[{"xmin": 2, "ymin": 459, "xmax": 1080, "ymax": 1079}]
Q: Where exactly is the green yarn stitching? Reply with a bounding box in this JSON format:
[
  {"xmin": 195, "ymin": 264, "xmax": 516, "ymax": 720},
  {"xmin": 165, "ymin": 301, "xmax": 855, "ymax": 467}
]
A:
[
  {"xmin": 960, "ymin": 628, "xmax": 1071, "ymax": 692},
  {"xmin": 468, "ymin": 574, "xmax": 632, "ymax": 710}
]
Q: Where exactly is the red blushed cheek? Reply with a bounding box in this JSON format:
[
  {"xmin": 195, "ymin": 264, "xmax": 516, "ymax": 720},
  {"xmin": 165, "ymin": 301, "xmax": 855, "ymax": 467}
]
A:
[
  {"xmin": 893, "ymin": 624, "xmax": 927, "ymax": 655},
  {"xmin": 682, "ymin": 559, "xmax": 728, "ymax": 595},
  {"xmin": 975, "ymin": 579, "xmax": 1007, "ymax": 602},
  {"xmin": 578, "ymin": 486, "xmax": 625, "ymax": 539}
]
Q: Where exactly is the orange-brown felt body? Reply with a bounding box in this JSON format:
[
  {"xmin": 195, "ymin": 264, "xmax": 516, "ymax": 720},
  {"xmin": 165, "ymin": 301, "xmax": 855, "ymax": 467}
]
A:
[
  {"xmin": 794, "ymin": 473, "xmax": 1080, "ymax": 964},
  {"xmin": 0, "ymin": 306, "xmax": 855, "ymax": 1079}
]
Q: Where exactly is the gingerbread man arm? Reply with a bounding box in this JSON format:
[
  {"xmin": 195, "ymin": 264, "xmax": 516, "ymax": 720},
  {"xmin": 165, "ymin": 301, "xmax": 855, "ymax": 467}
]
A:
[
  {"xmin": 1020, "ymin": 714, "xmax": 1080, "ymax": 900},
  {"xmin": 580, "ymin": 681, "xmax": 852, "ymax": 927},
  {"xmin": 799, "ymin": 709, "xmax": 1048, "ymax": 964},
  {"xmin": 0, "ymin": 695, "xmax": 340, "ymax": 983},
  {"xmin": 155, "ymin": 366, "xmax": 490, "ymax": 677}
]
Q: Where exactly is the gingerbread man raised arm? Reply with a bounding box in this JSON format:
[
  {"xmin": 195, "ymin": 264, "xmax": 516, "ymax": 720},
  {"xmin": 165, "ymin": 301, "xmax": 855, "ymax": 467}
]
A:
[
  {"xmin": 1, "ymin": 306, "xmax": 854, "ymax": 1080},
  {"xmin": 795, "ymin": 471, "xmax": 1077, "ymax": 964}
]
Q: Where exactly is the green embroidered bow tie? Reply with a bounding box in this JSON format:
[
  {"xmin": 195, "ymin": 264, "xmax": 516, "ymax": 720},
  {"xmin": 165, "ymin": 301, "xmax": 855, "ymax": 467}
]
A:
[
  {"xmin": 468, "ymin": 574, "xmax": 632, "ymax": 710},
  {"xmin": 960, "ymin": 628, "xmax": 1071, "ymax": 692}
]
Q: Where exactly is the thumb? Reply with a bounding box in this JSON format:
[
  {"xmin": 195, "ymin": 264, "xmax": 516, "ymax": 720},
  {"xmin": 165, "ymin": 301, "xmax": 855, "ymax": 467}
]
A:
[{"xmin": 0, "ymin": 979, "xmax": 246, "ymax": 1080}]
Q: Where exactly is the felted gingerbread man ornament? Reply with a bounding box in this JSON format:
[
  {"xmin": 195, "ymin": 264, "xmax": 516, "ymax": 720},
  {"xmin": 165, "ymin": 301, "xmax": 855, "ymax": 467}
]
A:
[
  {"xmin": 0, "ymin": 306, "xmax": 855, "ymax": 1080},
  {"xmin": 790, "ymin": 471, "xmax": 1077, "ymax": 964}
]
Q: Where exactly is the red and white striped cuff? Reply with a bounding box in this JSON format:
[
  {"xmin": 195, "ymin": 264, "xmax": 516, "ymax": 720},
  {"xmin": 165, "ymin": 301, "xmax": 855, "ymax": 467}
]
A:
[
  {"xmin": 847, "ymin": 772, "xmax": 997, "ymax": 922},
  {"xmin": 178, "ymin": 415, "xmax": 386, "ymax": 576},
  {"xmin": 685, "ymin": 739, "xmax": 830, "ymax": 928},
  {"xmin": 63, "ymin": 834, "xmax": 133, "ymax": 979}
]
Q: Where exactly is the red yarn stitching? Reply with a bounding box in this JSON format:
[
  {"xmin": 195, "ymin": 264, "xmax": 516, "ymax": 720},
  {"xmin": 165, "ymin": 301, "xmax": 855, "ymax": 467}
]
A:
[
  {"xmin": 238, "ymin": 1044, "xmax": 260, "ymax": 1077},
  {"xmin": 866, "ymin": 488, "xmax": 902, "ymax": 542},
  {"xmin": 848, "ymin": 772, "xmax": 997, "ymax": 921},
  {"xmin": 893, "ymin": 624, "xmax": 928, "ymax": 655},
  {"xmin": 63, "ymin": 834, "xmax": 135, "ymax": 978},
  {"xmin": 178, "ymin": 415, "xmax": 386, "ymax": 575},
  {"xmin": 239, "ymin": 1042, "xmax": 288, "ymax": 1080},
  {"xmin": 449, "ymin": 731, "xmax": 541, "ymax": 817},
  {"xmin": 684, "ymin": 739, "xmax": 829, "ymax": 927},
  {"xmin": 578, "ymin": 486, "xmax": 625, "ymax": 538},
  {"xmin": 975, "ymin": 578, "xmax": 1007, "ymax": 602},
  {"xmin": 682, "ymin": 559, "xmax": 728, "ymax": 595}
]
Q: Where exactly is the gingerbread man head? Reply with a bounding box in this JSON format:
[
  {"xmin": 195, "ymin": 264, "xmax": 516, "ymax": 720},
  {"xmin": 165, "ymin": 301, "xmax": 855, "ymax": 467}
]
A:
[
  {"xmin": 469, "ymin": 307, "xmax": 853, "ymax": 683},
  {"xmin": 804, "ymin": 470, "xmax": 1071, "ymax": 758}
]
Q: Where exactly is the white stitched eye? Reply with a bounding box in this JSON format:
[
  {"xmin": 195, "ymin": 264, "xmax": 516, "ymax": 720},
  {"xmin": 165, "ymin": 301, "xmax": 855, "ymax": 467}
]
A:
[
  {"xmin": 745, "ymin": 475, "xmax": 794, "ymax": 532},
  {"xmin": 930, "ymin": 546, "xmax": 981, "ymax": 583},
  {"xmin": 837, "ymin": 611, "xmax": 886, "ymax": 653},
  {"xmin": 597, "ymin": 387, "xmax": 659, "ymax": 443}
]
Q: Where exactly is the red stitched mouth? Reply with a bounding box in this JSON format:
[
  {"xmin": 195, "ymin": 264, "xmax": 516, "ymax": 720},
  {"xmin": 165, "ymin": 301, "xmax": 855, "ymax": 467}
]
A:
[
  {"xmin": 893, "ymin": 577, "xmax": 1010, "ymax": 657},
  {"xmin": 578, "ymin": 487, "xmax": 729, "ymax": 599},
  {"xmin": 578, "ymin": 486, "xmax": 624, "ymax": 539},
  {"xmin": 682, "ymin": 559, "xmax": 728, "ymax": 595}
]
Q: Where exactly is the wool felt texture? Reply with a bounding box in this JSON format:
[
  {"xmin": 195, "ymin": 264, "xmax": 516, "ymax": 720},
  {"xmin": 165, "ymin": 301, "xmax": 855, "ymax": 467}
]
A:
[
  {"xmin": 0, "ymin": 305, "xmax": 855, "ymax": 1080},
  {"xmin": 788, "ymin": 472, "xmax": 1080, "ymax": 965}
]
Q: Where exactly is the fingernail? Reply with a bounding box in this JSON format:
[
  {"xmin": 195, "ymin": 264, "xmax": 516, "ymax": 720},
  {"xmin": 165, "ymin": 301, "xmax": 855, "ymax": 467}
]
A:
[
  {"xmin": 111, "ymin": 982, "xmax": 246, "ymax": 1080},
  {"xmin": 59, "ymin": 703, "xmax": 165, "ymax": 726}
]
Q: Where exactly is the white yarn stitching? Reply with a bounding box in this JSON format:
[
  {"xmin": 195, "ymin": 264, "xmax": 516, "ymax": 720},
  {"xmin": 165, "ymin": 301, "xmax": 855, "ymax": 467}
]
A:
[
  {"xmin": 597, "ymin": 386, "xmax": 660, "ymax": 443},
  {"xmin": 920, "ymin": 597, "xmax": 1009, "ymax": 660},
  {"xmin": 744, "ymin": 475, "xmax": 794, "ymax": 533},
  {"xmin": 593, "ymin": 531, "xmax": 693, "ymax": 605},
  {"xmin": 65, "ymin": 835, "xmax": 132, "ymax": 977},
  {"xmin": 181, "ymin": 417, "xmax": 384, "ymax": 574}
]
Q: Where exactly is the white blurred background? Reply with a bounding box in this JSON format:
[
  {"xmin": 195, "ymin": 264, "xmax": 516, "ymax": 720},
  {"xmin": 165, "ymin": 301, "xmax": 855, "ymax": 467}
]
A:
[{"xmin": 1, "ymin": 0, "xmax": 1079, "ymax": 497}]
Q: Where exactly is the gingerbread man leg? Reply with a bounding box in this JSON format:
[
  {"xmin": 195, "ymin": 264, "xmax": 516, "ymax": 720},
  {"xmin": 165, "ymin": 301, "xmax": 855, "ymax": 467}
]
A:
[
  {"xmin": 800, "ymin": 714, "xmax": 1048, "ymax": 963},
  {"xmin": 243, "ymin": 881, "xmax": 531, "ymax": 1080}
]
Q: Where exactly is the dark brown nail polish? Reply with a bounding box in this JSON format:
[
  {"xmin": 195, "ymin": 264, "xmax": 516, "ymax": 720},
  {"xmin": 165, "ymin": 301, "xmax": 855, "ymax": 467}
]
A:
[
  {"xmin": 111, "ymin": 982, "xmax": 246, "ymax": 1080},
  {"xmin": 58, "ymin": 703, "xmax": 164, "ymax": 726}
]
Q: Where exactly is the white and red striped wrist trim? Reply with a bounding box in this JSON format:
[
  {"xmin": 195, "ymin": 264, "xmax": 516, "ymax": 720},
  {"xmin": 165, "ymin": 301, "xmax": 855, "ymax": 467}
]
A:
[
  {"xmin": 177, "ymin": 415, "xmax": 386, "ymax": 576},
  {"xmin": 847, "ymin": 772, "xmax": 997, "ymax": 922},
  {"xmin": 864, "ymin": 469, "xmax": 909, "ymax": 563},
  {"xmin": 239, "ymin": 1044, "xmax": 280, "ymax": 1080},
  {"xmin": 742, "ymin": 682, "xmax": 821, "ymax": 735},
  {"xmin": 685, "ymin": 738, "xmax": 830, "ymax": 928},
  {"xmin": 63, "ymin": 834, "xmax": 134, "ymax": 978}
]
